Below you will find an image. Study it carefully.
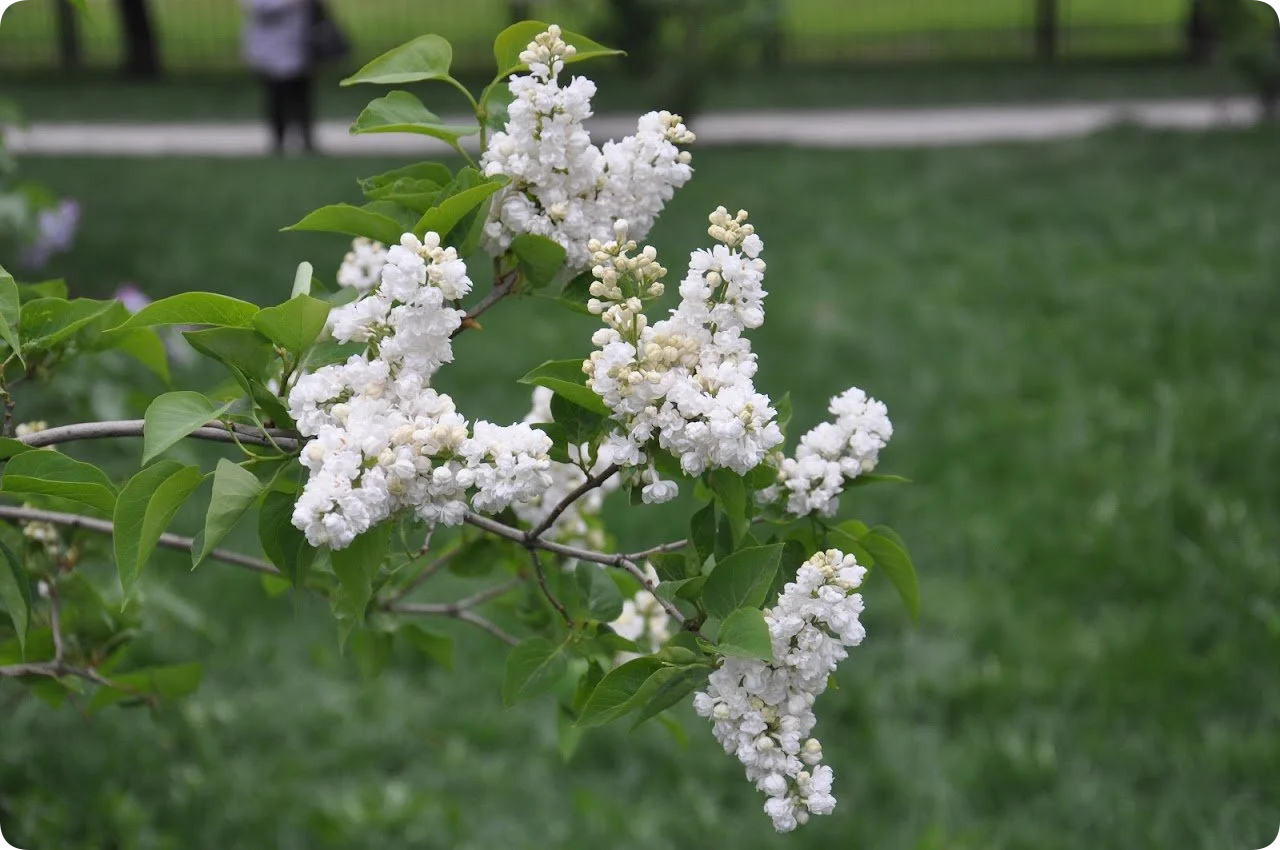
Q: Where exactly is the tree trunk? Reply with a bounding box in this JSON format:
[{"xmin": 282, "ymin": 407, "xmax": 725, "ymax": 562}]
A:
[
  {"xmin": 1185, "ymin": 0, "xmax": 1215, "ymax": 63},
  {"xmin": 54, "ymin": 0, "xmax": 82, "ymax": 71},
  {"xmin": 506, "ymin": 1, "xmax": 530, "ymax": 25},
  {"xmin": 1035, "ymin": 0, "xmax": 1058, "ymax": 63},
  {"xmin": 115, "ymin": 0, "xmax": 160, "ymax": 78}
]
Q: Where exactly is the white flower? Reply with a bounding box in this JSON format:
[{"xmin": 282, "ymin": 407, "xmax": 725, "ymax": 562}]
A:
[
  {"xmin": 336, "ymin": 237, "xmax": 388, "ymax": 291},
  {"xmin": 289, "ymin": 232, "xmax": 554, "ymax": 549},
  {"xmin": 693, "ymin": 549, "xmax": 867, "ymax": 831},
  {"xmin": 480, "ymin": 28, "xmax": 694, "ymax": 271},
  {"xmin": 583, "ymin": 210, "xmax": 783, "ymax": 484},
  {"xmin": 764, "ymin": 387, "xmax": 893, "ymax": 518}
]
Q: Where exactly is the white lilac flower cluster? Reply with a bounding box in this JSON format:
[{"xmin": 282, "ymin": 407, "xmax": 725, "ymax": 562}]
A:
[
  {"xmin": 758, "ymin": 388, "xmax": 893, "ymax": 518},
  {"xmin": 583, "ymin": 210, "xmax": 784, "ymax": 502},
  {"xmin": 480, "ymin": 25, "xmax": 695, "ymax": 272},
  {"xmin": 288, "ymin": 232, "xmax": 553, "ymax": 548},
  {"xmin": 336, "ymin": 237, "xmax": 389, "ymax": 292},
  {"xmin": 513, "ymin": 386, "xmax": 619, "ymax": 550},
  {"xmin": 693, "ymin": 549, "xmax": 867, "ymax": 832}
]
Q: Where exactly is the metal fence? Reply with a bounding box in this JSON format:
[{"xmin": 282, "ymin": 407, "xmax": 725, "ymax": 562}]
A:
[{"xmin": 0, "ymin": 0, "xmax": 1192, "ymax": 73}]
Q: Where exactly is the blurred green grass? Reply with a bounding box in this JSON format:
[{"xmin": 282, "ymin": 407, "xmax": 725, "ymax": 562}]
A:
[
  {"xmin": 0, "ymin": 0, "xmax": 1189, "ymax": 72},
  {"xmin": 1, "ymin": 127, "xmax": 1279, "ymax": 848},
  {"xmin": 0, "ymin": 61, "xmax": 1249, "ymax": 123}
]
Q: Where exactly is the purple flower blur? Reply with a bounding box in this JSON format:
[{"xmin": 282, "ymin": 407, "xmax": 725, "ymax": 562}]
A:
[{"xmin": 20, "ymin": 198, "xmax": 80, "ymax": 271}]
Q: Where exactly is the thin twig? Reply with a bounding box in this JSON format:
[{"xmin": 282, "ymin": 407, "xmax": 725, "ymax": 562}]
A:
[
  {"xmin": 529, "ymin": 549, "xmax": 571, "ymax": 624},
  {"xmin": 389, "ymin": 577, "xmax": 523, "ymax": 616},
  {"xmin": 625, "ymin": 538, "xmax": 690, "ymax": 560},
  {"xmin": 0, "ymin": 505, "xmax": 281, "ymax": 577},
  {"xmin": 452, "ymin": 610, "xmax": 519, "ymax": 646},
  {"xmin": 16, "ymin": 420, "xmax": 300, "ymax": 452},
  {"xmin": 47, "ymin": 582, "xmax": 65, "ymax": 665},
  {"xmin": 450, "ymin": 267, "xmax": 522, "ymax": 339},
  {"xmin": 528, "ymin": 463, "xmax": 619, "ymax": 540},
  {"xmin": 463, "ymin": 511, "xmax": 690, "ymax": 628},
  {"xmin": 388, "ymin": 547, "xmax": 457, "ymax": 603}
]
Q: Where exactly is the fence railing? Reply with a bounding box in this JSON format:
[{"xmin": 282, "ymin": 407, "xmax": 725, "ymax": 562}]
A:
[{"xmin": 0, "ymin": 0, "xmax": 1193, "ymax": 73}]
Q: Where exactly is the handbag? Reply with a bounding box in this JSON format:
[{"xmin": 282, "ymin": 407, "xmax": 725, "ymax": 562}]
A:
[{"xmin": 308, "ymin": 0, "xmax": 351, "ymax": 65}]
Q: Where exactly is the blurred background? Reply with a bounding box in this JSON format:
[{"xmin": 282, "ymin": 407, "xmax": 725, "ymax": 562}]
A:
[{"xmin": 1, "ymin": 1, "xmax": 1278, "ymax": 848}]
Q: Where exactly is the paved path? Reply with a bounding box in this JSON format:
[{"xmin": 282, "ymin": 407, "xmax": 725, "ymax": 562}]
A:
[{"xmin": 5, "ymin": 97, "xmax": 1261, "ymax": 156}]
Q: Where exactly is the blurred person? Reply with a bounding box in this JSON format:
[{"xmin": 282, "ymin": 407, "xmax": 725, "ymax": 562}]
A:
[{"xmin": 241, "ymin": 0, "xmax": 318, "ymax": 155}]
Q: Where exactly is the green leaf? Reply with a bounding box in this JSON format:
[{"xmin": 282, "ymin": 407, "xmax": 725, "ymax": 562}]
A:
[
  {"xmin": 349, "ymin": 628, "xmax": 394, "ymax": 679},
  {"xmin": 142, "ymin": 391, "xmax": 234, "ymax": 465},
  {"xmin": 708, "ymin": 469, "xmax": 749, "ymax": 546},
  {"xmin": 291, "ymin": 261, "xmax": 314, "ymax": 298},
  {"xmin": 717, "ymin": 608, "xmax": 774, "ymax": 661},
  {"xmin": 550, "ymin": 392, "xmax": 605, "ymax": 445},
  {"xmin": 359, "ymin": 162, "xmax": 453, "ymax": 197},
  {"xmin": 114, "ymin": 462, "xmax": 205, "ymax": 597},
  {"xmin": 848, "ymin": 473, "xmax": 913, "ymax": 488},
  {"xmin": 631, "ymin": 666, "xmax": 708, "ymax": 729},
  {"xmin": 2, "ymin": 450, "xmax": 118, "ymax": 515},
  {"xmin": 492, "ymin": 21, "xmax": 623, "ymax": 79},
  {"xmin": 503, "ymin": 637, "xmax": 569, "ymax": 707},
  {"xmin": 577, "ymin": 657, "xmax": 672, "ymax": 727},
  {"xmin": 284, "ymin": 203, "xmax": 405, "ymax": 245},
  {"xmin": 342, "ymin": 34, "xmax": 454, "ymax": 86},
  {"xmin": 351, "ymin": 91, "xmax": 480, "ymax": 145},
  {"xmin": 258, "ymin": 490, "xmax": 314, "ymax": 588},
  {"xmin": 0, "ymin": 265, "xmax": 23, "ymax": 364},
  {"xmin": 557, "ymin": 707, "xmax": 586, "ymax": 763},
  {"xmin": 331, "ymin": 524, "xmax": 390, "ymax": 623},
  {"xmin": 182, "ymin": 326, "xmax": 275, "ymax": 380},
  {"xmin": 575, "ymin": 563, "xmax": 623, "ymax": 622},
  {"xmin": 862, "ymin": 527, "xmax": 920, "ymax": 623},
  {"xmin": 19, "ymin": 297, "xmax": 117, "ymax": 354},
  {"xmin": 89, "ymin": 662, "xmax": 203, "ymax": 710},
  {"xmin": 119, "ymin": 292, "xmax": 259, "ymax": 329},
  {"xmin": 0, "ymin": 437, "xmax": 35, "ymax": 460},
  {"xmin": 689, "ymin": 502, "xmax": 717, "ymax": 565},
  {"xmin": 775, "ymin": 392, "xmax": 793, "ymax": 437},
  {"xmin": 701, "ymin": 544, "xmax": 784, "ymax": 620},
  {"xmin": 91, "ymin": 327, "xmax": 170, "ymax": 382},
  {"xmin": 414, "ymin": 178, "xmax": 506, "ymax": 242},
  {"xmin": 510, "ymin": 233, "xmax": 567, "ymax": 290},
  {"xmin": 518, "ymin": 359, "xmax": 609, "ymax": 416},
  {"xmin": 0, "ymin": 542, "xmax": 31, "ymax": 656},
  {"xmin": 399, "ymin": 624, "xmax": 455, "ymax": 670},
  {"xmin": 192, "ymin": 460, "xmax": 262, "ymax": 569},
  {"xmin": 252, "ymin": 294, "xmax": 331, "ymax": 356},
  {"xmin": 551, "ymin": 271, "xmax": 593, "ymax": 315},
  {"xmin": 16, "ymin": 280, "xmax": 68, "ymax": 302},
  {"xmin": 649, "ymin": 552, "xmax": 692, "ymax": 583}
]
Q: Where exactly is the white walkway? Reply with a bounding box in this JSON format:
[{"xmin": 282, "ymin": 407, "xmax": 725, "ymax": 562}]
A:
[{"xmin": 5, "ymin": 97, "xmax": 1262, "ymax": 156}]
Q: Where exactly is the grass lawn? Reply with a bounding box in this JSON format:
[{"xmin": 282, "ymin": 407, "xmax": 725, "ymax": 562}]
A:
[
  {"xmin": 1, "ymin": 127, "xmax": 1279, "ymax": 849},
  {"xmin": 0, "ymin": 62, "xmax": 1250, "ymax": 124},
  {"xmin": 0, "ymin": 0, "xmax": 1189, "ymax": 72}
]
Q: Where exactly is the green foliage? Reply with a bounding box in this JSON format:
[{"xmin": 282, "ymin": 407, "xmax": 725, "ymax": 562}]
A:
[
  {"xmin": 510, "ymin": 234, "xmax": 568, "ymax": 290},
  {"xmin": 251, "ymin": 294, "xmax": 331, "ymax": 356},
  {"xmin": 120, "ymin": 292, "xmax": 259, "ymax": 329},
  {"xmin": 192, "ymin": 460, "xmax": 262, "ymax": 568},
  {"xmin": 341, "ymin": 34, "xmax": 455, "ymax": 87},
  {"xmin": 258, "ymin": 490, "xmax": 315, "ymax": 588},
  {"xmin": 715, "ymin": 607, "xmax": 773, "ymax": 661},
  {"xmin": 142, "ymin": 392, "xmax": 234, "ymax": 465},
  {"xmin": 0, "ymin": 541, "xmax": 31, "ymax": 654},
  {"xmin": 700, "ymin": 544, "xmax": 782, "ymax": 620},
  {"xmin": 87, "ymin": 662, "xmax": 204, "ymax": 710},
  {"xmin": 351, "ymin": 91, "xmax": 480, "ymax": 146},
  {"xmin": 575, "ymin": 562, "xmax": 624, "ymax": 621},
  {"xmin": 490, "ymin": 21, "xmax": 625, "ymax": 79},
  {"xmin": 113, "ymin": 461, "xmax": 205, "ymax": 596},
  {"xmin": 285, "ymin": 203, "xmax": 407, "ymax": 245},
  {"xmin": 0, "ymin": 265, "xmax": 24, "ymax": 363},
  {"xmin": 519, "ymin": 359, "xmax": 610, "ymax": 415},
  {"xmin": 331, "ymin": 524, "xmax": 390, "ymax": 625},
  {"xmin": 2, "ymin": 450, "xmax": 118, "ymax": 515},
  {"xmin": 503, "ymin": 636, "xmax": 569, "ymax": 706}
]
